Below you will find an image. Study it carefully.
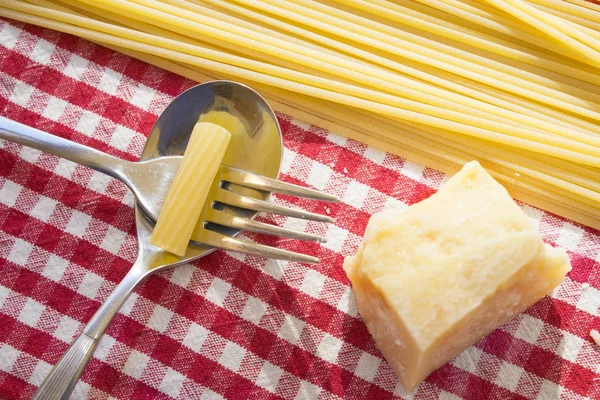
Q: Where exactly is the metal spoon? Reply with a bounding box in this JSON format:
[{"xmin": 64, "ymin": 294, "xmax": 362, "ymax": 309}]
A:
[{"xmin": 24, "ymin": 81, "xmax": 289, "ymax": 399}]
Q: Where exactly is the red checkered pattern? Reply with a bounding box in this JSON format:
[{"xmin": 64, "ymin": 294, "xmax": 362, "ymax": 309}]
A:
[{"xmin": 1, "ymin": 17, "xmax": 599, "ymax": 400}]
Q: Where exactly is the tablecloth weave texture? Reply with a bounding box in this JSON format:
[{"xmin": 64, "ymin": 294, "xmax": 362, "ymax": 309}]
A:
[{"xmin": 0, "ymin": 18, "xmax": 599, "ymax": 400}]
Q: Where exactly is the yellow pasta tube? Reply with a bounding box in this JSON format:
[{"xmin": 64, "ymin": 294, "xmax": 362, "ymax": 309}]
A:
[{"xmin": 150, "ymin": 122, "xmax": 231, "ymax": 256}]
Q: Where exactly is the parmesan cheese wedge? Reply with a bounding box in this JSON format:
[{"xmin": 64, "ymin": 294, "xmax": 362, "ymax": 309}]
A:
[{"xmin": 343, "ymin": 161, "xmax": 571, "ymax": 392}]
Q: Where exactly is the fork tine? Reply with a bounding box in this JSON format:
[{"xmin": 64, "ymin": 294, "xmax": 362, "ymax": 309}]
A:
[
  {"xmin": 208, "ymin": 210, "xmax": 327, "ymax": 243},
  {"xmin": 215, "ymin": 188, "xmax": 334, "ymax": 223},
  {"xmin": 199, "ymin": 229, "xmax": 320, "ymax": 264},
  {"xmin": 221, "ymin": 166, "xmax": 340, "ymax": 202}
]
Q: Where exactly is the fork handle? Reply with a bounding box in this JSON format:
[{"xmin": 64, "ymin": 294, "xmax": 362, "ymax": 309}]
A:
[
  {"xmin": 31, "ymin": 333, "xmax": 99, "ymax": 400},
  {"xmin": 0, "ymin": 116, "xmax": 132, "ymax": 181}
]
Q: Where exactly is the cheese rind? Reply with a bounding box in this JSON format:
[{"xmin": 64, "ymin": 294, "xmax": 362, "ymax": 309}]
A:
[{"xmin": 343, "ymin": 161, "xmax": 570, "ymax": 391}]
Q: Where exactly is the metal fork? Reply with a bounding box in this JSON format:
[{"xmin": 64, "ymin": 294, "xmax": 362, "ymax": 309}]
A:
[
  {"xmin": 22, "ymin": 81, "xmax": 338, "ymax": 399},
  {"xmin": 199, "ymin": 165, "xmax": 337, "ymax": 264},
  {"xmin": 0, "ymin": 82, "xmax": 338, "ymax": 263}
]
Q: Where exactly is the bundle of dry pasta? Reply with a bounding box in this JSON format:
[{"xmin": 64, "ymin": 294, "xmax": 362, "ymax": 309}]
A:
[{"xmin": 2, "ymin": 0, "xmax": 600, "ymax": 228}]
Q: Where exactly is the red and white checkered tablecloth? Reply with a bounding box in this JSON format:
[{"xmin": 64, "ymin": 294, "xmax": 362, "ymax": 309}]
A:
[{"xmin": 0, "ymin": 17, "xmax": 599, "ymax": 400}]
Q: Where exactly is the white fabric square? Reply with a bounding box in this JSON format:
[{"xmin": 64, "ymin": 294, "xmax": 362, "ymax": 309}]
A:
[
  {"xmin": 316, "ymin": 333, "xmax": 343, "ymax": 363},
  {"xmin": 556, "ymin": 222, "xmax": 584, "ymax": 251},
  {"xmin": 451, "ymin": 346, "xmax": 482, "ymax": 373},
  {"xmin": 86, "ymin": 171, "xmax": 112, "ymax": 194},
  {"xmin": 382, "ymin": 196, "xmax": 407, "ymax": 213},
  {"xmin": 71, "ymin": 381, "xmax": 91, "ymax": 399},
  {"xmin": 522, "ymin": 205, "xmax": 544, "ymax": 229},
  {"xmin": 306, "ymin": 162, "xmax": 332, "ymax": 191},
  {"xmin": 577, "ymin": 285, "xmax": 600, "ymax": 315},
  {"xmin": 282, "ymin": 217, "xmax": 308, "ymax": 236},
  {"xmin": 278, "ymin": 315, "xmax": 306, "ymax": 345},
  {"xmin": 9, "ymin": 81, "xmax": 34, "ymax": 107},
  {"xmin": 100, "ymin": 226, "xmax": 127, "ymax": 255},
  {"xmin": 170, "ymin": 264, "xmax": 195, "ymax": 288},
  {"xmin": 343, "ymin": 180, "xmax": 371, "ymax": 210},
  {"xmin": 439, "ymin": 391, "xmax": 463, "ymax": 400},
  {"xmin": 0, "ymin": 344, "xmax": 19, "ymax": 372},
  {"xmin": 0, "ymin": 285, "xmax": 10, "ymax": 308},
  {"xmin": 255, "ymin": 361, "xmax": 283, "ymax": 393},
  {"xmin": 514, "ymin": 315, "xmax": 544, "ymax": 344},
  {"xmin": 218, "ymin": 341, "xmax": 246, "ymax": 372},
  {"xmin": 299, "ymin": 270, "xmax": 326, "ymax": 299},
  {"xmin": 54, "ymin": 158, "xmax": 78, "ymax": 180},
  {"xmin": 200, "ymin": 389, "xmax": 224, "ymax": 400},
  {"xmin": 98, "ymin": 68, "xmax": 122, "ymax": 95},
  {"xmin": 280, "ymin": 149, "xmax": 296, "ymax": 175},
  {"xmin": 322, "ymin": 224, "xmax": 348, "ymax": 253},
  {"xmin": 53, "ymin": 315, "xmax": 81, "ymax": 342},
  {"xmin": 0, "ymin": 23, "xmax": 20, "ymax": 50},
  {"xmin": 65, "ymin": 210, "xmax": 91, "ymax": 238},
  {"xmin": 241, "ymin": 296, "xmax": 268, "ymax": 325},
  {"xmin": 336, "ymin": 286, "xmax": 359, "ymax": 318},
  {"xmin": 63, "ymin": 54, "xmax": 89, "ymax": 80},
  {"xmin": 18, "ymin": 298, "xmax": 45, "ymax": 328},
  {"xmin": 76, "ymin": 111, "xmax": 102, "ymax": 137},
  {"xmin": 7, "ymin": 238, "xmax": 33, "ymax": 266},
  {"xmin": 0, "ymin": 180, "xmax": 21, "ymax": 207},
  {"xmin": 121, "ymin": 189, "xmax": 135, "ymax": 207},
  {"xmin": 393, "ymin": 382, "xmax": 415, "ymax": 399},
  {"xmin": 120, "ymin": 292, "xmax": 138, "ymax": 316},
  {"xmin": 495, "ymin": 362, "xmax": 524, "ymax": 392},
  {"xmin": 130, "ymin": 84, "xmax": 156, "ymax": 110},
  {"xmin": 327, "ymin": 132, "xmax": 347, "ymax": 147},
  {"xmin": 262, "ymin": 259, "xmax": 285, "ymax": 281},
  {"xmin": 536, "ymin": 379, "xmax": 562, "ymax": 400},
  {"xmin": 123, "ymin": 350, "xmax": 150, "ymax": 380},
  {"xmin": 401, "ymin": 160, "xmax": 425, "ymax": 181},
  {"xmin": 557, "ymin": 332, "xmax": 584, "ymax": 362},
  {"xmin": 205, "ymin": 277, "xmax": 231, "ymax": 307},
  {"xmin": 294, "ymin": 380, "xmax": 322, "ymax": 400},
  {"xmin": 19, "ymin": 147, "xmax": 42, "ymax": 163},
  {"xmin": 109, "ymin": 125, "xmax": 137, "ymax": 151},
  {"xmin": 28, "ymin": 360, "xmax": 52, "ymax": 386},
  {"xmin": 225, "ymin": 250, "xmax": 246, "ymax": 263},
  {"xmin": 147, "ymin": 305, "xmax": 174, "ymax": 333},
  {"xmin": 363, "ymin": 146, "xmax": 386, "ymax": 165},
  {"xmin": 42, "ymin": 96, "xmax": 69, "ymax": 122},
  {"xmin": 30, "ymin": 39, "xmax": 55, "ymax": 65},
  {"xmin": 42, "ymin": 254, "xmax": 69, "ymax": 282},
  {"xmin": 159, "ymin": 367, "xmax": 186, "ymax": 398},
  {"xmin": 354, "ymin": 352, "xmax": 381, "ymax": 382},
  {"xmin": 77, "ymin": 271, "xmax": 104, "ymax": 299},
  {"xmin": 183, "ymin": 323, "xmax": 209, "ymax": 352},
  {"xmin": 30, "ymin": 196, "xmax": 57, "ymax": 222},
  {"xmin": 94, "ymin": 334, "xmax": 115, "ymax": 361}
]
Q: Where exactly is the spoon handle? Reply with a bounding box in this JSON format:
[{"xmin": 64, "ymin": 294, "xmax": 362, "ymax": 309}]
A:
[
  {"xmin": 0, "ymin": 116, "xmax": 132, "ymax": 180},
  {"xmin": 32, "ymin": 258, "xmax": 148, "ymax": 399},
  {"xmin": 30, "ymin": 333, "xmax": 99, "ymax": 400}
]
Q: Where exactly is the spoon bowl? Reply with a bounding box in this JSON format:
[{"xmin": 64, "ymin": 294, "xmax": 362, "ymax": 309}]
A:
[{"xmin": 133, "ymin": 80, "xmax": 283, "ymax": 264}]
